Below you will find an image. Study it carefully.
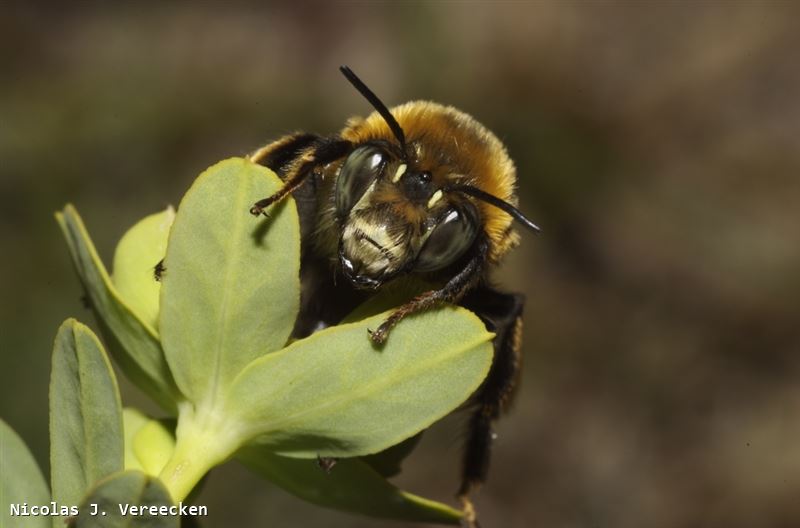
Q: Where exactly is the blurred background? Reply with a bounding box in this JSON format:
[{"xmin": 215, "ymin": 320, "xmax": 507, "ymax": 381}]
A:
[{"xmin": 2, "ymin": 2, "xmax": 800, "ymax": 527}]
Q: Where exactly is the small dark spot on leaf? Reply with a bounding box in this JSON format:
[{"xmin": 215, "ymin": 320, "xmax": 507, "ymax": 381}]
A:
[{"xmin": 316, "ymin": 455, "xmax": 338, "ymax": 474}]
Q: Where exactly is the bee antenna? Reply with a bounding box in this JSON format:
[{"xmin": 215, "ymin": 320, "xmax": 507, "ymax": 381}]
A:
[
  {"xmin": 445, "ymin": 184, "xmax": 541, "ymax": 232},
  {"xmin": 340, "ymin": 66, "xmax": 407, "ymax": 153}
]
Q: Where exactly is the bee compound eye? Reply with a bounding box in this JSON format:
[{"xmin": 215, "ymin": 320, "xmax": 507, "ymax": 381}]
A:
[
  {"xmin": 335, "ymin": 145, "xmax": 387, "ymax": 216},
  {"xmin": 414, "ymin": 202, "xmax": 480, "ymax": 272}
]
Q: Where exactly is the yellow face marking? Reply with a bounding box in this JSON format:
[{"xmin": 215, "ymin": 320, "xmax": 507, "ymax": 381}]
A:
[
  {"xmin": 427, "ymin": 189, "xmax": 443, "ymax": 208},
  {"xmin": 392, "ymin": 163, "xmax": 407, "ymax": 183}
]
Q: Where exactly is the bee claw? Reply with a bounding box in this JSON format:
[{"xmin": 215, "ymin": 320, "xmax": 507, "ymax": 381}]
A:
[
  {"xmin": 250, "ymin": 205, "xmax": 273, "ymax": 221},
  {"xmin": 459, "ymin": 495, "xmax": 480, "ymax": 528},
  {"xmin": 368, "ymin": 325, "xmax": 388, "ymax": 345}
]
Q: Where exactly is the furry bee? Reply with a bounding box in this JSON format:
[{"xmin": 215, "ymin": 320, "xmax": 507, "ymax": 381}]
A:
[{"xmin": 249, "ymin": 66, "xmax": 539, "ymax": 527}]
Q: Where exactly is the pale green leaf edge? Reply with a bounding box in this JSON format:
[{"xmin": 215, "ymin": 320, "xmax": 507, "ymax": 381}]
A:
[
  {"xmin": 0, "ymin": 418, "xmax": 51, "ymax": 528},
  {"xmin": 132, "ymin": 419, "xmax": 176, "ymax": 477},
  {"xmin": 56, "ymin": 205, "xmax": 180, "ymax": 412},
  {"xmin": 158, "ymin": 157, "xmax": 300, "ymax": 403},
  {"xmin": 230, "ymin": 307, "xmax": 494, "ymax": 458},
  {"xmin": 123, "ymin": 408, "xmax": 149, "ymax": 472},
  {"xmin": 112, "ymin": 207, "xmax": 175, "ymax": 331},
  {"xmin": 73, "ymin": 470, "xmax": 178, "ymax": 528},
  {"xmin": 238, "ymin": 447, "xmax": 462, "ymax": 525},
  {"xmin": 49, "ymin": 319, "xmax": 124, "ymax": 515}
]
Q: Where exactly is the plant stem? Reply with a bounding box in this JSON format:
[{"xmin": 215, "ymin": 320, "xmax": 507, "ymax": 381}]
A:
[{"xmin": 158, "ymin": 401, "xmax": 242, "ymax": 502}]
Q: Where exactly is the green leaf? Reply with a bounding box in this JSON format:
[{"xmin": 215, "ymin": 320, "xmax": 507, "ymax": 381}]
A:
[
  {"xmin": 50, "ymin": 319, "xmax": 124, "ymax": 509},
  {"xmin": 123, "ymin": 409, "xmax": 175, "ymax": 477},
  {"xmin": 0, "ymin": 419, "xmax": 50, "ymax": 528},
  {"xmin": 159, "ymin": 158, "xmax": 300, "ymax": 404},
  {"xmin": 56, "ymin": 206, "xmax": 180, "ymax": 412},
  {"xmin": 340, "ymin": 282, "xmax": 433, "ymax": 325},
  {"xmin": 123, "ymin": 408, "xmax": 150, "ymax": 472},
  {"xmin": 239, "ymin": 446, "xmax": 462, "ymax": 525},
  {"xmin": 72, "ymin": 471, "xmax": 179, "ymax": 528},
  {"xmin": 112, "ymin": 207, "xmax": 175, "ymax": 331},
  {"xmin": 360, "ymin": 433, "xmax": 422, "ymax": 477},
  {"xmin": 229, "ymin": 307, "xmax": 493, "ymax": 458},
  {"xmin": 133, "ymin": 420, "xmax": 176, "ymax": 478}
]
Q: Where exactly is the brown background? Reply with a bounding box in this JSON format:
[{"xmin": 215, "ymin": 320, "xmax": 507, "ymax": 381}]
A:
[{"xmin": 2, "ymin": 2, "xmax": 799, "ymax": 527}]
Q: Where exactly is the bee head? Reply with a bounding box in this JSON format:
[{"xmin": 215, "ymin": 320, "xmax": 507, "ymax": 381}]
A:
[
  {"xmin": 333, "ymin": 67, "xmax": 540, "ymax": 289},
  {"xmin": 335, "ymin": 144, "xmax": 480, "ymax": 289}
]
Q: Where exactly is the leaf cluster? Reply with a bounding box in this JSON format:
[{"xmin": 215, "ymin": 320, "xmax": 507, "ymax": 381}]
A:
[{"xmin": 1, "ymin": 159, "xmax": 494, "ymax": 526}]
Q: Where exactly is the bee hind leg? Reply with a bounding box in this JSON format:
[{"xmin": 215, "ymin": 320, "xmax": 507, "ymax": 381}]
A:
[{"xmin": 457, "ymin": 287, "xmax": 525, "ymax": 528}]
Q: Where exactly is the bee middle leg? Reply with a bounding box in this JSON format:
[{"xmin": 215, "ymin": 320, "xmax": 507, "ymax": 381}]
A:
[
  {"xmin": 368, "ymin": 240, "xmax": 487, "ymax": 344},
  {"xmin": 457, "ymin": 287, "xmax": 525, "ymax": 528}
]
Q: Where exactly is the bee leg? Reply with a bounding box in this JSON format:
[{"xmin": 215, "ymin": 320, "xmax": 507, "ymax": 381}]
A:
[
  {"xmin": 457, "ymin": 288, "xmax": 525, "ymax": 527},
  {"xmin": 459, "ymin": 498, "xmax": 481, "ymax": 528},
  {"xmin": 249, "ymin": 138, "xmax": 352, "ymax": 216},
  {"xmin": 368, "ymin": 240, "xmax": 488, "ymax": 345},
  {"xmin": 249, "ymin": 133, "xmax": 319, "ymax": 170}
]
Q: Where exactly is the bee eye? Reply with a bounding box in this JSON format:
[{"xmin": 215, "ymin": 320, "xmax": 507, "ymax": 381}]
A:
[
  {"xmin": 335, "ymin": 146, "xmax": 387, "ymax": 216},
  {"xmin": 414, "ymin": 202, "xmax": 480, "ymax": 272}
]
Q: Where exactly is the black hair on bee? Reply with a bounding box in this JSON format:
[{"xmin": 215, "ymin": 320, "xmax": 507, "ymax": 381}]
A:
[{"xmin": 248, "ymin": 66, "xmax": 539, "ymax": 528}]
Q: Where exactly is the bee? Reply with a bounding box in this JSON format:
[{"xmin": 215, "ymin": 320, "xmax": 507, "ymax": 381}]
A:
[{"xmin": 248, "ymin": 66, "xmax": 539, "ymax": 527}]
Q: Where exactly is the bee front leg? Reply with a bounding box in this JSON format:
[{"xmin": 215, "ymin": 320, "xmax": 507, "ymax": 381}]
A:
[
  {"xmin": 248, "ymin": 150, "xmax": 317, "ymax": 216},
  {"xmin": 249, "ymin": 132, "xmax": 319, "ymax": 168},
  {"xmin": 457, "ymin": 287, "xmax": 526, "ymax": 528},
  {"xmin": 249, "ymin": 137, "xmax": 352, "ymax": 216}
]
